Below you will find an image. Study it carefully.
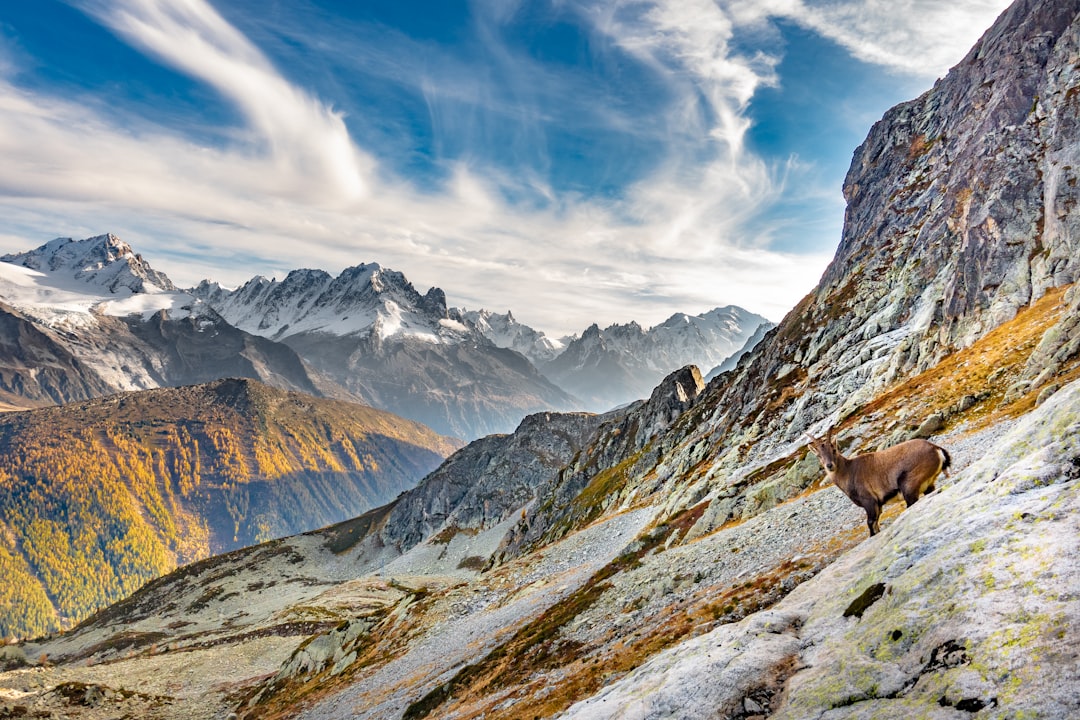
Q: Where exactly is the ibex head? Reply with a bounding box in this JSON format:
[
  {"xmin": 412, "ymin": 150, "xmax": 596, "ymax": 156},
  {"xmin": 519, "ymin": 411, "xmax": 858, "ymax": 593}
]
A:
[{"xmin": 804, "ymin": 427, "xmax": 839, "ymax": 473}]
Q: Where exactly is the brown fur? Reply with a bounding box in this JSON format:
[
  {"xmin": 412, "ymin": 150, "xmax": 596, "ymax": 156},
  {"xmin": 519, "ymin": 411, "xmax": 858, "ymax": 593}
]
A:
[{"xmin": 806, "ymin": 428, "xmax": 950, "ymax": 537}]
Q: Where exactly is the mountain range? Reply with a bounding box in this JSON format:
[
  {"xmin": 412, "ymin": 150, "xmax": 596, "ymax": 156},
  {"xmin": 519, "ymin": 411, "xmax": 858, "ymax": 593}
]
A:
[
  {"xmin": 539, "ymin": 306, "xmax": 771, "ymax": 411},
  {"xmin": 4, "ymin": 1, "xmax": 1077, "ymax": 718},
  {"xmin": 0, "ymin": 234, "xmax": 319, "ymax": 408},
  {"xmin": 0, "ymin": 233, "xmax": 769, "ymax": 438}
]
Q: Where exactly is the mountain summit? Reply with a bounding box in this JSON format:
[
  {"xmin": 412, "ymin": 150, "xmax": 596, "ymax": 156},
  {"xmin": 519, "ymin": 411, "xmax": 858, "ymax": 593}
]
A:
[
  {"xmin": 541, "ymin": 305, "xmax": 770, "ymax": 411},
  {"xmin": 193, "ymin": 263, "xmax": 454, "ymax": 342},
  {"xmin": 2, "ymin": 233, "xmax": 176, "ymax": 295},
  {"xmin": 194, "ymin": 264, "xmax": 578, "ymax": 438},
  {"xmin": 0, "ymin": 234, "xmax": 321, "ymax": 405}
]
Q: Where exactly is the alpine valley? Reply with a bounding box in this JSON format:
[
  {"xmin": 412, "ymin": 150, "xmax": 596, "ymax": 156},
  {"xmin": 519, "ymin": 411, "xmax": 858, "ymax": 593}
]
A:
[{"xmin": 1, "ymin": 1, "xmax": 1079, "ymax": 720}]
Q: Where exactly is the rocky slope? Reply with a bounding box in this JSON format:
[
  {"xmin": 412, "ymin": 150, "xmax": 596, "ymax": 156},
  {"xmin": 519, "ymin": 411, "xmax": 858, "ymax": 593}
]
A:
[
  {"xmin": 618, "ymin": 0, "xmax": 1080, "ymax": 535},
  {"xmin": 541, "ymin": 307, "xmax": 769, "ymax": 412},
  {"xmin": 0, "ymin": 378, "xmax": 459, "ymax": 639},
  {"xmin": 193, "ymin": 268, "xmax": 578, "ymax": 439},
  {"xmin": 0, "ymin": 235, "xmax": 321, "ymax": 407},
  {"xmin": 558, "ymin": 386, "xmax": 1080, "ymax": 719},
  {"xmin": 1, "ymin": 0, "xmax": 1078, "ymax": 718}
]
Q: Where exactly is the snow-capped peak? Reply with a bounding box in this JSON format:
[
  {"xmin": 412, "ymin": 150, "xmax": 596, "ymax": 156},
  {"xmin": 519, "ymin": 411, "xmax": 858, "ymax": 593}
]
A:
[
  {"xmin": 1, "ymin": 233, "xmax": 176, "ymax": 295},
  {"xmin": 459, "ymin": 308, "xmax": 564, "ymax": 364},
  {"xmin": 192, "ymin": 263, "xmax": 464, "ymax": 343},
  {"xmin": 0, "ymin": 234, "xmax": 203, "ymax": 330}
]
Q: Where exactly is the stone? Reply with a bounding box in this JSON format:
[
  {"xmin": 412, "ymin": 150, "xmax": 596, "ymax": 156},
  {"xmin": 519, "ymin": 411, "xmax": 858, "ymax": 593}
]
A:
[
  {"xmin": 913, "ymin": 413, "xmax": 945, "ymax": 438},
  {"xmin": 956, "ymin": 394, "xmax": 978, "ymax": 412},
  {"xmin": 1036, "ymin": 383, "xmax": 1060, "ymax": 406}
]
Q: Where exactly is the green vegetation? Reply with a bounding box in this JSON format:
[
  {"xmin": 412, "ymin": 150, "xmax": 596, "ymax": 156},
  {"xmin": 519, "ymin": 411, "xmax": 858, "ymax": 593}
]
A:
[{"xmin": 0, "ymin": 379, "xmax": 458, "ymax": 639}]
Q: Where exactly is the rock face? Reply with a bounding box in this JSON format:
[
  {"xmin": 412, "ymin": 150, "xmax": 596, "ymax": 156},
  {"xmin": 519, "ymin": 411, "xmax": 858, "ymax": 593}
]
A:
[
  {"xmin": 831, "ymin": 0, "xmax": 1080, "ymax": 375},
  {"xmin": 194, "ymin": 266, "xmax": 578, "ymax": 439},
  {"xmin": 0, "ymin": 302, "xmax": 117, "ymax": 406},
  {"xmin": 375, "ymin": 410, "xmax": 607, "ymax": 554},
  {"xmin": 497, "ymin": 365, "xmax": 707, "ymax": 559},
  {"xmin": 541, "ymin": 306, "xmax": 768, "ymax": 412},
  {"xmin": 628, "ymin": 0, "xmax": 1080, "ymax": 529}
]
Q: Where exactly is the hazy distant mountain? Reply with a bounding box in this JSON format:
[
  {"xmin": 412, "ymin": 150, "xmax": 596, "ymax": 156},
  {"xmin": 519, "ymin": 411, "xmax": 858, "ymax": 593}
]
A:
[
  {"xmin": 459, "ymin": 308, "xmax": 565, "ymax": 365},
  {"xmin": 540, "ymin": 306, "xmax": 771, "ymax": 411},
  {"xmin": 0, "ymin": 234, "xmax": 767, "ymax": 439},
  {"xmin": 0, "ymin": 234, "xmax": 319, "ymax": 407},
  {"xmin": 704, "ymin": 319, "xmax": 776, "ymax": 381},
  {"xmin": 192, "ymin": 266, "xmax": 578, "ymax": 439},
  {"xmin": 0, "ymin": 377, "xmax": 459, "ymax": 639}
]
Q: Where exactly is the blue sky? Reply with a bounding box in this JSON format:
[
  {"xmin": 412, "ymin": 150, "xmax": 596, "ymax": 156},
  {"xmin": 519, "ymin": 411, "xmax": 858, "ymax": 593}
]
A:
[{"xmin": 0, "ymin": 0, "xmax": 1011, "ymax": 335}]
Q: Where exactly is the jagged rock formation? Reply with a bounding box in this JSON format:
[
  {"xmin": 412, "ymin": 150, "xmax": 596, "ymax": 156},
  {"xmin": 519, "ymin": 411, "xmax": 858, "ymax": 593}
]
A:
[
  {"xmin": 297, "ymin": 368, "xmax": 705, "ymax": 574},
  {"xmin": 497, "ymin": 365, "xmax": 706, "ymax": 559},
  {"xmin": 541, "ymin": 306, "xmax": 768, "ymax": 412},
  {"xmin": 2, "ymin": 234, "xmax": 175, "ymax": 294},
  {"xmin": 194, "ymin": 266, "xmax": 578, "ymax": 439},
  {"xmin": 0, "ymin": 378, "xmax": 459, "ymax": 639},
  {"xmin": 375, "ymin": 410, "xmax": 607, "ymax": 553}
]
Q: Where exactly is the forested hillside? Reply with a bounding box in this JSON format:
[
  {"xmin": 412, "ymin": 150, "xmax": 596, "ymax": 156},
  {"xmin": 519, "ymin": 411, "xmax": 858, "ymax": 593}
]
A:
[{"xmin": 0, "ymin": 378, "xmax": 459, "ymax": 638}]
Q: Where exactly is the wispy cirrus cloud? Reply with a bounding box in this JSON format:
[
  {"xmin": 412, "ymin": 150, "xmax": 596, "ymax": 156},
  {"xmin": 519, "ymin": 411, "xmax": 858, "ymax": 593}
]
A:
[
  {"xmin": 76, "ymin": 0, "xmax": 373, "ymax": 202},
  {"xmin": 0, "ymin": 0, "xmax": 1011, "ymax": 336}
]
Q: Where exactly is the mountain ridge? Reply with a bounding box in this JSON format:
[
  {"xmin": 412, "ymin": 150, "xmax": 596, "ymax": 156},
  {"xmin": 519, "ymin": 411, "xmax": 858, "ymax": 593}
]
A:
[{"xmin": 540, "ymin": 305, "xmax": 768, "ymax": 411}]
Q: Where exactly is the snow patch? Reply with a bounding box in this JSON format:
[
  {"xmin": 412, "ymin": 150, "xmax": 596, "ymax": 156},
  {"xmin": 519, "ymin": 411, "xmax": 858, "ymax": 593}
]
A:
[{"xmin": 0, "ymin": 259, "xmax": 197, "ymax": 326}]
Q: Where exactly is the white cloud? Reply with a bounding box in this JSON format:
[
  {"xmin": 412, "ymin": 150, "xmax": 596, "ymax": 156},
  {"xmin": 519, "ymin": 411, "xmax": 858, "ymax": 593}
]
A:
[
  {"xmin": 0, "ymin": 0, "xmax": 1012, "ymax": 336},
  {"xmin": 787, "ymin": 0, "xmax": 1013, "ymax": 77},
  {"xmin": 78, "ymin": 0, "xmax": 373, "ymax": 203}
]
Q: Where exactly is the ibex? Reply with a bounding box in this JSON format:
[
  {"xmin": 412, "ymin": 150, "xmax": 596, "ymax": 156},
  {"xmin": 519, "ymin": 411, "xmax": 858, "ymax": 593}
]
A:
[{"xmin": 805, "ymin": 427, "xmax": 951, "ymax": 537}]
